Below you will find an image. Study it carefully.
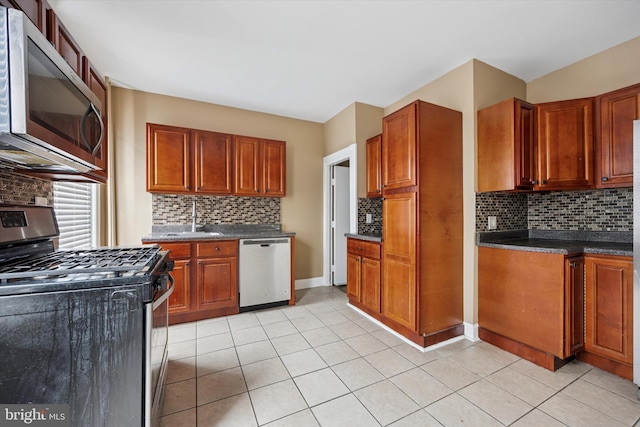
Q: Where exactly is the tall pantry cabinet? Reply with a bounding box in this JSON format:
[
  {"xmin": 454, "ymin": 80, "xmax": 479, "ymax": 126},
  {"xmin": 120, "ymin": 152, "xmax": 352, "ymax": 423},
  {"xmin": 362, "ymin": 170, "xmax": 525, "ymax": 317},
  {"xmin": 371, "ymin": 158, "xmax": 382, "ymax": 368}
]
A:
[{"xmin": 381, "ymin": 100, "xmax": 463, "ymax": 347}]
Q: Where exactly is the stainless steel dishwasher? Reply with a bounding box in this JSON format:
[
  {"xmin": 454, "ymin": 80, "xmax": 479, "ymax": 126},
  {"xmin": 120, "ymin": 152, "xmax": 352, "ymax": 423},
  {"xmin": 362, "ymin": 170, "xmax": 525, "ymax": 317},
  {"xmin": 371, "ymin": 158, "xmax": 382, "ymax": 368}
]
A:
[{"xmin": 239, "ymin": 237, "xmax": 291, "ymax": 311}]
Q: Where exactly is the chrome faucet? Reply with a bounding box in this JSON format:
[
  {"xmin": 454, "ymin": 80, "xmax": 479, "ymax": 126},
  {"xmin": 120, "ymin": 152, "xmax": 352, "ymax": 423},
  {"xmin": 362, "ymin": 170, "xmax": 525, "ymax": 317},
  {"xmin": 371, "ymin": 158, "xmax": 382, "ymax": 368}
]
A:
[{"xmin": 191, "ymin": 198, "xmax": 197, "ymax": 232}]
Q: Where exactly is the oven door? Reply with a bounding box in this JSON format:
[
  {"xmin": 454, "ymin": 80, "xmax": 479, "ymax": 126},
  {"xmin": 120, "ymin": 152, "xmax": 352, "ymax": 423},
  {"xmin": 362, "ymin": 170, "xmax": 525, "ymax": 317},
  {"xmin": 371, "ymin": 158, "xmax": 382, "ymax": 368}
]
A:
[{"xmin": 145, "ymin": 274, "xmax": 173, "ymax": 427}]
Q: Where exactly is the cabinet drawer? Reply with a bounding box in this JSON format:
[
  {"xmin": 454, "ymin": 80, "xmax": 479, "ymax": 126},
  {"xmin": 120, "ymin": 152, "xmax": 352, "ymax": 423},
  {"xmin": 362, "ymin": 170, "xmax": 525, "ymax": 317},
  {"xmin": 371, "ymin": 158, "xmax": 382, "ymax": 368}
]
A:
[
  {"xmin": 154, "ymin": 242, "xmax": 191, "ymax": 259},
  {"xmin": 197, "ymin": 240, "xmax": 238, "ymax": 258},
  {"xmin": 347, "ymin": 239, "xmax": 381, "ymax": 260}
]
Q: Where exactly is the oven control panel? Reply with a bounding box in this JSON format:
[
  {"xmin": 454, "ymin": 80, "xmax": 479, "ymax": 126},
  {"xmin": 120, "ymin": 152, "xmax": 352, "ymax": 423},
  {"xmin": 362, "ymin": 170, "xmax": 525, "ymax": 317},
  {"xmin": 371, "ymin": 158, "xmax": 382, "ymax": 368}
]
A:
[
  {"xmin": 0, "ymin": 205, "xmax": 59, "ymax": 245},
  {"xmin": 0, "ymin": 210, "xmax": 28, "ymax": 228}
]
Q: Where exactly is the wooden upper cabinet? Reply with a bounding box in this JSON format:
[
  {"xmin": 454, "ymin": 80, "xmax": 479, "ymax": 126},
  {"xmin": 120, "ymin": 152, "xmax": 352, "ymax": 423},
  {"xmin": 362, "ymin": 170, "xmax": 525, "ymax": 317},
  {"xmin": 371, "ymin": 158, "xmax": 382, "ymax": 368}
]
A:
[
  {"xmin": 234, "ymin": 136, "xmax": 260, "ymax": 195},
  {"xmin": 234, "ymin": 136, "xmax": 286, "ymax": 197},
  {"xmin": 596, "ymin": 83, "xmax": 640, "ymax": 188},
  {"xmin": 366, "ymin": 134, "xmax": 382, "ymax": 197},
  {"xmin": 47, "ymin": 9, "xmax": 83, "ymax": 75},
  {"xmin": 0, "ymin": 0, "xmax": 48, "ymax": 33},
  {"xmin": 146, "ymin": 123, "xmax": 191, "ymax": 193},
  {"xmin": 477, "ymin": 98, "xmax": 535, "ymax": 192},
  {"xmin": 147, "ymin": 124, "xmax": 286, "ymax": 197},
  {"xmin": 82, "ymin": 57, "xmax": 108, "ymax": 180},
  {"xmin": 194, "ymin": 131, "xmax": 232, "ymax": 194},
  {"xmin": 382, "ymin": 103, "xmax": 417, "ymax": 192},
  {"xmin": 262, "ymin": 139, "xmax": 286, "ymax": 196},
  {"xmin": 535, "ymin": 98, "xmax": 594, "ymax": 190}
]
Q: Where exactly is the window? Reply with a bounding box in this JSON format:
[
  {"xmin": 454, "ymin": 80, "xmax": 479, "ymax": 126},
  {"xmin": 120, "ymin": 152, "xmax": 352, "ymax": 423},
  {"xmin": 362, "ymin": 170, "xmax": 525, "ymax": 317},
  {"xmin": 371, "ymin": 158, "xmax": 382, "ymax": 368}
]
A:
[{"xmin": 53, "ymin": 182, "xmax": 97, "ymax": 249}]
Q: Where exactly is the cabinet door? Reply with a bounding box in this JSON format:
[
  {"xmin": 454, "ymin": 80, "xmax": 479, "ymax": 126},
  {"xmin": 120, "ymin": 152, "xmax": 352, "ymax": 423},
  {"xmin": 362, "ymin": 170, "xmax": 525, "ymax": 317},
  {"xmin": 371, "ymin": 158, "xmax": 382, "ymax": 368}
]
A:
[
  {"xmin": 536, "ymin": 98, "xmax": 594, "ymax": 190},
  {"xmin": 1, "ymin": 0, "xmax": 47, "ymax": 33},
  {"xmin": 361, "ymin": 257, "xmax": 381, "ymax": 313},
  {"xmin": 46, "ymin": 10, "xmax": 82, "ymax": 75},
  {"xmin": 346, "ymin": 253, "xmax": 361, "ymax": 301},
  {"xmin": 168, "ymin": 259, "xmax": 191, "ymax": 314},
  {"xmin": 262, "ymin": 139, "xmax": 286, "ymax": 196},
  {"xmin": 82, "ymin": 58, "xmax": 108, "ymax": 179},
  {"xmin": 597, "ymin": 83, "xmax": 639, "ymax": 188},
  {"xmin": 382, "ymin": 192, "xmax": 416, "ymax": 329},
  {"xmin": 585, "ymin": 256, "xmax": 633, "ymax": 365},
  {"xmin": 366, "ymin": 134, "xmax": 382, "ymax": 197},
  {"xmin": 195, "ymin": 131, "xmax": 232, "ymax": 194},
  {"xmin": 564, "ymin": 257, "xmax": 584, "ymax": 357},
  {"xmin": 382, "ymin": 103, "xmax": 416, "ymax": 192},
  {"xmin": 197, "ymin": 257, "xmax": 239, "ymax": 311},
  {"xmin": 477, "ymin": 98, "xmax": 535, "ymax": 192},
  {"xmin": 234, "ymin": 135, "xmax": 260, "ymax": 195},
  {"xmin": 146, "ymin": 123, "xmax": 191, "ymax": 193}
]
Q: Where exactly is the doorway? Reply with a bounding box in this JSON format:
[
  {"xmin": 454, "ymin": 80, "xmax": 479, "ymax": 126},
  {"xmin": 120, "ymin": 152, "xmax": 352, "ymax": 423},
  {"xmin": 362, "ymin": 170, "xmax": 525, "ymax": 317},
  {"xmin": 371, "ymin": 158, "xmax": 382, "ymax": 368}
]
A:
[{"xmin": 323, "ymin": 144, "xmax": 357, "ymax": 287}]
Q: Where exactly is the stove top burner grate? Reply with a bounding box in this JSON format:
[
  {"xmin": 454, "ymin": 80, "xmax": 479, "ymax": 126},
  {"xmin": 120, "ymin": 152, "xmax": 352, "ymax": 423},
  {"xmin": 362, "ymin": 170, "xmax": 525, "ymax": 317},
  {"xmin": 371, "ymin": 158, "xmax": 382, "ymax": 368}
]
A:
[{"xmin": 0, "ymin": 246, "xmax": 162, "ymax": 282}]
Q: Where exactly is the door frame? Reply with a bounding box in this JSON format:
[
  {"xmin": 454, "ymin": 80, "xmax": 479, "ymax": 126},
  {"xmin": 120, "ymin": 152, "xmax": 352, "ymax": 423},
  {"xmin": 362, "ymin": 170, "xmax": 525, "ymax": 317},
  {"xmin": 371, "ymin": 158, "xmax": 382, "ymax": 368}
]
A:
[{"xmin": 323, "ymin": 144, "xmax": 358, "ymax": 286}]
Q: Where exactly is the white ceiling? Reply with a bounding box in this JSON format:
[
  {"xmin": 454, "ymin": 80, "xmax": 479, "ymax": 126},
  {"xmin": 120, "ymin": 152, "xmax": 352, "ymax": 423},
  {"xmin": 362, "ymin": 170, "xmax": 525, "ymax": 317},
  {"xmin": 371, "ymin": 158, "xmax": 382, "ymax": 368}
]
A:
[{"xmin": 48, "ymin": 0, "xmax": 640, "ymax": 123}]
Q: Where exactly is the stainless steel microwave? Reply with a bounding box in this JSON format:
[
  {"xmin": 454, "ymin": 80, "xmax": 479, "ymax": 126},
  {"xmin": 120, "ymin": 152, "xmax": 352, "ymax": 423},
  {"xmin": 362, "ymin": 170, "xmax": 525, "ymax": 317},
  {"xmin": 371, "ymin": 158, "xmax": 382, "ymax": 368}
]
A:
[{"xmin": 0, "ymin": 7, "xmax": 104, "ymax": 173}]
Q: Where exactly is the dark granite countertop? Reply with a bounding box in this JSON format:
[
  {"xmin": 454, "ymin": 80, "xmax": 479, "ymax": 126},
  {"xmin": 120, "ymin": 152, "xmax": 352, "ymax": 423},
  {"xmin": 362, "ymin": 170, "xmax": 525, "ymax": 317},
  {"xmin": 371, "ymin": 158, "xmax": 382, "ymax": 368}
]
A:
[
  {"xmin": 476, "ymin": 229, "xmax": 632, "ymax": 257},
  {"xmin": 142, "ymin": 224, "xmax": 295, "ymax": 243},
  {"xmin": 345, "ymin": 233, "xmax": 383, "ymax": 243}
]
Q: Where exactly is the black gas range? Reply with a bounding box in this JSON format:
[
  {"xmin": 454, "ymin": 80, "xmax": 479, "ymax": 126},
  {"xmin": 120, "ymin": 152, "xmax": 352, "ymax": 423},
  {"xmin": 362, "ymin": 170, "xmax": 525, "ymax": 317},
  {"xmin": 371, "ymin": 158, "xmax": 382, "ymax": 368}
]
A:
[{"xmin": 0, "ymin": 205, "xmax": 174, "ymax": 427}]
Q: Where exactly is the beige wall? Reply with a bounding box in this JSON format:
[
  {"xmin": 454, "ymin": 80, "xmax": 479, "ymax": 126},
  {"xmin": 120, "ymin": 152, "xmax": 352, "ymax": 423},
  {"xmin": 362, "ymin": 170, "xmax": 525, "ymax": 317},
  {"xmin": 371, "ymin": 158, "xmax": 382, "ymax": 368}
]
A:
[
  {"xmin": 322, "ymin": 101, "xmax": 383, "ymax": 198},
  {"xmin": 354, "ymin": 103, "xmax": 384, "ymax": 198},
  {"xmin": 324, "ymin": 103, "xmax": 356, "ymax": 156},
  {"xmin": 110, "ymin": 88, "xmax": 325, "ymax": 280},
  {"xmin": 527, "ymin": 36, "xmax": 640, "ymax": 103}
]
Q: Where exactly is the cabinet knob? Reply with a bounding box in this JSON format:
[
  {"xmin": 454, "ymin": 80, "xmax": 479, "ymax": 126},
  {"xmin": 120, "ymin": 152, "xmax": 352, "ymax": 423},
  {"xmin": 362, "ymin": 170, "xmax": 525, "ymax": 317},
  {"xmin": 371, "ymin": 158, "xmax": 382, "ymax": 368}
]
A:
[
  {"xmin": 358, "ymin": 247, "xmax": 362, "ymax": 251},
  {"xmin": 255, "ymin": 189, "xmax": 259, "ymax": 193},
  {"xmin": 215, "ymin": 247, "xmax": 220, "ymax": 251},
  {"xmin": 570, "ymin": 262, "xmax": 578, "ymax": 268},
  {"xmin": 197, "ymin": 186, "xmax": 201, "ymax": 190},
  {"xmin": 376, "ymin": 189, "xmax": 381, "ymax": 193},
  {"xmin": 186, "ymin": 185, "xmax": 190, "ymax": 190},
  {"xmin": 531, "ymin": 180, "xmax": 538, "ymax": 185},
  {"xmin": 601, "ymin": 177, "xmax": 609, "ymax": 182},
  {"xmin": 541, "ymin": 180, "xmax": 548, "ymax": 185},
  {"xmin": 265, "ymin": 189, "xmax": 269, "ymax": 193}
]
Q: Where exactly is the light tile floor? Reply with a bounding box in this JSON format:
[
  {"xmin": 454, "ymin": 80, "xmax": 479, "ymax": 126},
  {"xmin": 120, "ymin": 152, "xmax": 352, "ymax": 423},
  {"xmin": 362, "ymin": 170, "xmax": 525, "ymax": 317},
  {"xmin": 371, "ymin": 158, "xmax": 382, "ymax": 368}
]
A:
[{"xmin": 159, "ymin": 286, "xmax": 640, "ymax": 426}]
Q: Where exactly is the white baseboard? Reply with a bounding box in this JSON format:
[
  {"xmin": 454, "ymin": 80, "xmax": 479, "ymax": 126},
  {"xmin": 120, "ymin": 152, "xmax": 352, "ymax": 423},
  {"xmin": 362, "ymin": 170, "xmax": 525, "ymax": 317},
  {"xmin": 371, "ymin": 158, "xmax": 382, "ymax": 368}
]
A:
[
  {"xmin": 295, "ymin": 277, "xmax": 326, "ymax": 290},
  {"xmin": 346, "ymin": 303, "xmax": 467, "ymax": 353},
  {"xmin": 464, "ymin": 322, "xmax": 479, "ymax": 342}
]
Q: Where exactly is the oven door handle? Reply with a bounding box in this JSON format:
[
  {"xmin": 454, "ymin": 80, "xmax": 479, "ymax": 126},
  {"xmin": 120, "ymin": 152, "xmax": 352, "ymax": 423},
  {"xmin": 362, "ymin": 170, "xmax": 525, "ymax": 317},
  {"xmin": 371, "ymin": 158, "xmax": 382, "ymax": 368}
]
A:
[{"xmin": 152, "ymin": 274, "xmax": 174, "ymax": 310}]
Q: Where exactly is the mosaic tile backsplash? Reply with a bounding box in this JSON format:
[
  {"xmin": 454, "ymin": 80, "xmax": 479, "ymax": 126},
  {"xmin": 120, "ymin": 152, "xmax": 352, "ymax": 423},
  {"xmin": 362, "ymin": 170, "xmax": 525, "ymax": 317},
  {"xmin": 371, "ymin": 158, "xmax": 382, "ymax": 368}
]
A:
[
  {"xmin": 528, "ymin": 188, "xmax": 632, "ymax": 231},
  {"xmin": 475, "ymin": 192, "xmax": 528, "ymax": 232},
  {"xmin": 0, "ymin": 169, "xmax": 53, "ymax": 205},
  {"xmin": 358, "ymin": 197, "xmax": 382, "ymax": 234},
  {"xmin": 476, "ymin": 187, "xmax": 633, "ymax": 232},
  {"xmin": 152, "ymin": 194, "xmax": 280, "ymax": 225}
]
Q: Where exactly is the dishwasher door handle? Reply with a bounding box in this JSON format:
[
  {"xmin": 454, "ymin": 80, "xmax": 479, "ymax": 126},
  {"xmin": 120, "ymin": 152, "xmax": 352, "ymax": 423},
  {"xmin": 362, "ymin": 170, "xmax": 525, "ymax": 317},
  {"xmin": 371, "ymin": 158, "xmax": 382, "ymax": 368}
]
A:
[{"xmin": 242, "ymin": 239, "xmax": 289, "ymax": 246}]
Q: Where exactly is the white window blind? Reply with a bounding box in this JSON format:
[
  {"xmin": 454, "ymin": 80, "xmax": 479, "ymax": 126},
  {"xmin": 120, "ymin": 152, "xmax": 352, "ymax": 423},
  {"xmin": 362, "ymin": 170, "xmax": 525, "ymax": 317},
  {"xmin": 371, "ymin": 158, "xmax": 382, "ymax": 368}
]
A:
[{"xmin": 53, "ymin": 182, "xmax": 96, "ymax": 249}]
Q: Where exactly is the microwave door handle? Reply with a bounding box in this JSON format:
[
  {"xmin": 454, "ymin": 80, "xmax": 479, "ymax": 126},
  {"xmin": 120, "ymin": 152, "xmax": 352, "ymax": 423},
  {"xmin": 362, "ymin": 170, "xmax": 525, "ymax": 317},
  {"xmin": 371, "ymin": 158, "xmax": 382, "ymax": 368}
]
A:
[{"xmin": 80, "ymin": 103, "xmax": 104, "ymax": 156}]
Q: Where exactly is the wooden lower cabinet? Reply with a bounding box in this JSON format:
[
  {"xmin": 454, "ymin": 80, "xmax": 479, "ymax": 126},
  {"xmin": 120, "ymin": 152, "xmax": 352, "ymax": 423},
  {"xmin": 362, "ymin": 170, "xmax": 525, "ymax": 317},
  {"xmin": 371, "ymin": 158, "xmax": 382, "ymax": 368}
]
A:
[
  {"xmin": 196, "ymin": 241, "xmax": 238, "ymax": 312},
  {"xmin": 168, "ymin": 259, "xmax": 191, "ymax": 314},
  {"xmin": 578, "ymin": 254, "xmax": 633, "ymax": 379},
  {"xmin": 148, "ymin": 240, "xmax": 239, "ymax": 324},
  {"xmin": 346, "ymin": 238, "xmax": 381, "ymax": 315},
  {"xmin": 565, "ymin": 256, "xmax": 585, "ymax": 356},
  {"xmin": 361, "ymin": 258, "xmax": 381, "ymax": 313},
  {"xmin": 478, "ymin": 247, "xmax": 585, "ymax": 370}
]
